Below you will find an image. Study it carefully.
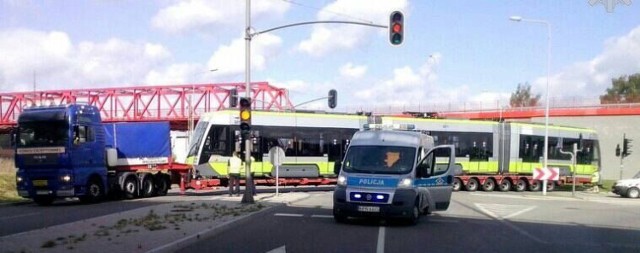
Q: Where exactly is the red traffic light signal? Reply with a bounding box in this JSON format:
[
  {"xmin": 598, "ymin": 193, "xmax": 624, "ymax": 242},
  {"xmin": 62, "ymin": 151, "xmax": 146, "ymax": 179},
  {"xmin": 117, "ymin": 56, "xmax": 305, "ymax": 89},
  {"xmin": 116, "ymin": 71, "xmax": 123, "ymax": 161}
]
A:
[
  {"xmin": 389, "ymin": 11, "xmax": 404, "ymax": 46},
  {"xmin": 239, "ymin": 98, "xmax": 251, "ymax": 135}
]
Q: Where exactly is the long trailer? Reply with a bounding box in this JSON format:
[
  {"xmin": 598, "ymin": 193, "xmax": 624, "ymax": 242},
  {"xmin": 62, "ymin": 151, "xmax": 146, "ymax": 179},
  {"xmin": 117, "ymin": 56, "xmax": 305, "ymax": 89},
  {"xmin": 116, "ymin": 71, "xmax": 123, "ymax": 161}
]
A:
[
  {"xmin": 14, "ymin": 104, "xmax": 190, "ymax": 205},
  {"xmin": 185, "ymin": 110, "xmax": 599, "ymax": 192}
]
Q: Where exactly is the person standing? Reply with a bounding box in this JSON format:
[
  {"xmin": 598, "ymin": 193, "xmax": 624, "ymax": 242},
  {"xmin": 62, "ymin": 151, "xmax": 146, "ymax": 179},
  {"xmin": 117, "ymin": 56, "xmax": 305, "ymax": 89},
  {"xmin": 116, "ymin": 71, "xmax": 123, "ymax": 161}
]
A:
[{"xmin": 228, "ymin": 151, "xmax": 242, "ymax": 196}]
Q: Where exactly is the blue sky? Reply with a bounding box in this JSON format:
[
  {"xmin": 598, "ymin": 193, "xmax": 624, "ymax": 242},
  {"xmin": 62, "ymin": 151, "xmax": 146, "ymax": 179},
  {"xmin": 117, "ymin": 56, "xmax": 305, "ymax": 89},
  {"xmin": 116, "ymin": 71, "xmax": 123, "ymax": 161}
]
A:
[{"xmin": 1, "ymin": 0, "xmax": 639, "ymax": 112}]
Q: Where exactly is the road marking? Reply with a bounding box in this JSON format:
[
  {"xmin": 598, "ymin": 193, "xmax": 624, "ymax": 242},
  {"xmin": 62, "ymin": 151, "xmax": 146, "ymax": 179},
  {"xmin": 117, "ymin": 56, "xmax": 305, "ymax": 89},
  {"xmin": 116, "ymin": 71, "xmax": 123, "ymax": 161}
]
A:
[
  {"xmin": 0, "ymin": 212, "xmax": 39, "ymax": 221},
  {"xmin": 310, "ymin": 214, "xmax": 333, "ymax": 219},
  {"xmin": 274, "ymin": 213, "xmax": 304, "ymax": 217},
  {"xmin": 266, "ymin": 245, "xmax": 287, "ymax": 253},
  {"xmin": 376, "ymin": 226, "xmax": 385, "ymax": 253},
  {"xmin": 474, "ymin": 203, "xmax": 546, "ymax": 244}
]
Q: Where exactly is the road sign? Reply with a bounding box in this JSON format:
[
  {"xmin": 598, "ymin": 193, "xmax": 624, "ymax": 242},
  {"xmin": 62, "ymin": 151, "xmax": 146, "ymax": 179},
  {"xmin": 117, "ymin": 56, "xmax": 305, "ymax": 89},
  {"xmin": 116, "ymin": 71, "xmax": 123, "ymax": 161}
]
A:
[{"xmin": 533, "ymin": 167, "xmax": 559, "ymax": 181}]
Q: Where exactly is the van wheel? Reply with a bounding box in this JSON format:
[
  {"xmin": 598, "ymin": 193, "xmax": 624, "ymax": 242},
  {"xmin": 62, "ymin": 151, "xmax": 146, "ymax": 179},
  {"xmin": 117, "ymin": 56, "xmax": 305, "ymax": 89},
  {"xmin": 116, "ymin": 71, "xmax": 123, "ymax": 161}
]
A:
[
  {"xmin": 499, "ymin": 179, "xmax": 512, "ymax": 192},
  {"xmin": 406, "ymin": 203, "xmax": 420, "ymax": 225},
  {"xmin": 333, "ymin": 208, "xmax": 347, "ymax": 223},
  {"xmin": 452, "ymin": 178, "xmax": 462, "ymax": 191},
  {"xmin": 465, "ymin": 178, "xmax": 479, "ymax": 192},
  {"xmin": 515, "ymin": 179, "xmax": 527, "ymax": 192},
  {"xmin": 123, "ymin": 177, "xmax": 138, "ymax": 199},
  {"xmin": 34, "ymin": 196, "xmax": 54, "ymax": 206},
  {"xmin": 80, "ymin": 178, "xmax": 103, "ymax": 203}
]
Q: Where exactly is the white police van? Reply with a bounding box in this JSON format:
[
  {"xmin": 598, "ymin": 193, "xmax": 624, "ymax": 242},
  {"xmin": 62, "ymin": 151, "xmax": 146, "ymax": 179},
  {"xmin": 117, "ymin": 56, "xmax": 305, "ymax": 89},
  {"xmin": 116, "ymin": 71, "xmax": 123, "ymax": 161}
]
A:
[{"xmin": 333, "ymin": 124, "xmax": 455, "ymax": 224}]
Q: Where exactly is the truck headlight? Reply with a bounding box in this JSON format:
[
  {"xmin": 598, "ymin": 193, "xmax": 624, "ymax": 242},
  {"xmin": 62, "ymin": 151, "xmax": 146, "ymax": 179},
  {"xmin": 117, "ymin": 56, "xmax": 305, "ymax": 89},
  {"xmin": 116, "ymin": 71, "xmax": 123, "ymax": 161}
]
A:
[
  {"xmin": 16, "ymin": 176, "xmax": 23, "ymax": 183},
  {"xmin": 337, "ymin": 175, "xmax": 347, "ymax": 186},
  {"xmin": 60, "ymin": 175, "xmax": 72, "ymax": 183},
  {"xmin": 398, "ymin": 178, "xmax": 413, "ymax": 188}
]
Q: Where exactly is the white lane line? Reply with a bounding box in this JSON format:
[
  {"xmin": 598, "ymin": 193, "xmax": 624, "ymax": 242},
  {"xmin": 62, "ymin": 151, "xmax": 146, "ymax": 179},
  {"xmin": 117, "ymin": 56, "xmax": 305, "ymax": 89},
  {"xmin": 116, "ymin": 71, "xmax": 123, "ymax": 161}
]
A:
[
  {"xmin": 0, "ymin": 212, "xmax": 39, "ymax": 220},
  {"xmin": 503, "ymin": 206, "xmax": 536, "ymax": 219},
  {"xmin": 376, "ymin": 226, "xmax": 385, "ymax": 253},
  {"xmin": 310, "ymin": 215, "xmax": 333, "ymax": 219},
  {"xmin": 274, "ymin": 213, "xmax": 304, "ymax": 217},
  {"xmin": 266, "ymin": 245, "xmax": 287, "ymax": 253},
  {"xmin": 474, "ymin": 204, "xmax": 547, "ymax": 244}
]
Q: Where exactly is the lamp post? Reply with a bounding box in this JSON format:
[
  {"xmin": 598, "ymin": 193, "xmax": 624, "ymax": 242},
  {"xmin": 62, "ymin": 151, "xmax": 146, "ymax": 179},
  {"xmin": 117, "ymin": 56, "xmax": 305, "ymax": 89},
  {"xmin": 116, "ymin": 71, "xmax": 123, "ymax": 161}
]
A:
[{"xmin": 510, "ymin": 16, "xmax": 551, "ymax": 195}]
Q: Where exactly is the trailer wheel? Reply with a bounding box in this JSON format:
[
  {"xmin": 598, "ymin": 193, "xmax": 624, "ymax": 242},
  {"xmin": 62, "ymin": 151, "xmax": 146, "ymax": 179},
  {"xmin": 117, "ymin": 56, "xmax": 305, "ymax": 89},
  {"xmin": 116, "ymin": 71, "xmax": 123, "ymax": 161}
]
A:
[
  {"xmin": 498, "ymin": 179, "xmax": 511, "ymax": 192},
  {"xmin": 465, "ymin": 178, "xmax": 479, "ymax": 192},
  {"xmin": 482, "ymin": 178, "xmax": 496, "ymax": 192},
  {"xmin": 33, "ymin": 196, "xmax": 54, "ymax": 206},
  {"xmin": 155, "ymin": 176, "xmax": 169, "ymax": 196},
  {"xmin": 80, "ymin": 178, "xmax": 104, "ymax": 203},
  {"xmin": 627, "ymin": 187, "xmax": 640, "ymax": 198},
  {"xmin": 141, "ymin": 176, "xmax": 155, "ymax": 198},
  {"xmin": 528, "ymin": 180, "xmax": 541, "ymax": 191},
  {"xmin": 546, "ymin": 181, "xmax": 555, "ymax": 191},
  {"xmin": 123, "ymin": 176, "xmax": 138, "ymax": 199},
  {"xmin": 515, "ymin": 179, "xmax": 527, "ymax": 192},
  {"xmin": 452, "ymin": 178, "xmax": 462, "ymax": 192}
]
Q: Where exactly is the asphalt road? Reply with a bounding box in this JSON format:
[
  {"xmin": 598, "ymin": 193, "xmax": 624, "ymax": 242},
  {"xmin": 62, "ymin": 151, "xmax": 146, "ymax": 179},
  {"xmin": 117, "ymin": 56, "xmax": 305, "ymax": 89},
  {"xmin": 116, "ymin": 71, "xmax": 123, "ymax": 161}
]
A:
[{"xmin": 180, "ymin": 191, "xmax": 640, "ymax": 253}]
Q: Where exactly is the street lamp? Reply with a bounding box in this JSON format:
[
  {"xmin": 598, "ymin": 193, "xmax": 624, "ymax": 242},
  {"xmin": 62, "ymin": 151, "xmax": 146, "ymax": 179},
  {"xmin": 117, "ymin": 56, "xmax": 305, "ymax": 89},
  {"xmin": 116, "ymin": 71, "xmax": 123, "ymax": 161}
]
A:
[{"xmin": 510, "ymin": 15, "xmax": 551, "ymax": 195}]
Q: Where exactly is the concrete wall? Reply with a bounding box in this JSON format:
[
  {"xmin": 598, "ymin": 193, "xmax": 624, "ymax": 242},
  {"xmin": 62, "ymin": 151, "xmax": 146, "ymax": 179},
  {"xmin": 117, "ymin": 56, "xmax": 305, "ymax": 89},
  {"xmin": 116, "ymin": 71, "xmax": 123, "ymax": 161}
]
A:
[{"xmin": 530, "ymin": 115, "xmax": 640, "ymax": 180}]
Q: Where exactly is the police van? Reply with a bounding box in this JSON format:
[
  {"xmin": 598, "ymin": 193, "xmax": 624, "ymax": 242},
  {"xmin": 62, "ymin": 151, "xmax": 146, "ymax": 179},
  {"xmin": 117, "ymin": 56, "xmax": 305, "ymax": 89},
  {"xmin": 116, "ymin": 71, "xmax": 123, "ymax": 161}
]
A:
[{"xmin": 332, "ymin": 124, "xmax": 455, "ymax": 224}]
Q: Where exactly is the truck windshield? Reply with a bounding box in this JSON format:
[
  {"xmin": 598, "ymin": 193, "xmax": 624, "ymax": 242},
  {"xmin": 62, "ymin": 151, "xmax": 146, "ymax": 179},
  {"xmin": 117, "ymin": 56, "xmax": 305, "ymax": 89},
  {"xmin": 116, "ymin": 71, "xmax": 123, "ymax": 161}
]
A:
[
  {"xmin": 342, "ymin": 146, "xmax": 416, "ymax": 175},
  {"xmin": 17, "ymin": 121, "xmax": 69, "ymax": 147}
]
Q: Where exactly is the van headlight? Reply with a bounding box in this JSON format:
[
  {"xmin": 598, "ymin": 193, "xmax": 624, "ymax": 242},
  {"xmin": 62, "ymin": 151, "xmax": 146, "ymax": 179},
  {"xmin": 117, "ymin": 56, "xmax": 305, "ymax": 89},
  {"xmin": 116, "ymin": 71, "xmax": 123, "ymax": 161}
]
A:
[
  {"xmin": 398, "ymin": 178, "xmax": 413, "ymax": 188},
  {"xmin": 337, "ymin": 175, "xmax": 347, "ymax": 186}
]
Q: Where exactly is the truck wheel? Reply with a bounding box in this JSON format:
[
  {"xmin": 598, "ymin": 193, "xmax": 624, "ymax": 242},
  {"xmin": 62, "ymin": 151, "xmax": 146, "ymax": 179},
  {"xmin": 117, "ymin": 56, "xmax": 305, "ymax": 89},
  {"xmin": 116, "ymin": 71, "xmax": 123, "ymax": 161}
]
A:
[
  {"xmin": 627, "ymin": 187, "xmax": 640, "ymax": 198},
  {"xmin": 465, "ymin": 178, "xmax": 479, "ymax": 192},
  {"xmin": 482, "ymin": 179, "xmax": 496, "ymax": 192},
  {"xmin": 452, "ymin": 178, "xmax": 462, "ymax": 191},
  {"xmin": 528, "ymin": 180, "xmax": 541, "ymax": 191},
  {"xmin": 498, "ymin": 179, "xmax": 511, "ymax": 192},
  {"xmin": 515, "ymin": 179, "xmax": 527, "ymax": 192},
  {"xmin": 80, "ymin": 178, "xmax": 104, "ymax": 203},
  {"xmin": 123, "ymin": 177, "xmax": 138, "ymax": 199},
  {"xmin": 141, "ymin": 176, "xmax": 155, "ymax": 198},
  {"xmin": 34, "ymin": 196, "xmax": 54, "ymax": 206},
  {"xmin": 333, "ymin": 208, "xmax": 347, "ymax": 223},
  {"xmin": 155, "ymin": 176, "xmax": 169, "ymax": 196}
]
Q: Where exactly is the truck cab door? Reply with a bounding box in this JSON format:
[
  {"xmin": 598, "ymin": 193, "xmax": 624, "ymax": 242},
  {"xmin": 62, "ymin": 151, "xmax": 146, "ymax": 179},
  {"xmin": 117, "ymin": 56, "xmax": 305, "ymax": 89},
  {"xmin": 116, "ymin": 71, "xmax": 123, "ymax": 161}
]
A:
[{"xmin": 414, "ymin": 145, "xmax": 455, "ymax": 211}]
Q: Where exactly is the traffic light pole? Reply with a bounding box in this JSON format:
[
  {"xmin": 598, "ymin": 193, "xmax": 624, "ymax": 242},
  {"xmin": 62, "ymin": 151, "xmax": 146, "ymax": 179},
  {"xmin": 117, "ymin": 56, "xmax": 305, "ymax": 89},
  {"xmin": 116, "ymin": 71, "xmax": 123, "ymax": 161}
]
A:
[{"xmin": 242, "ymin": 0, "xmax": 254, "ymax": 204}]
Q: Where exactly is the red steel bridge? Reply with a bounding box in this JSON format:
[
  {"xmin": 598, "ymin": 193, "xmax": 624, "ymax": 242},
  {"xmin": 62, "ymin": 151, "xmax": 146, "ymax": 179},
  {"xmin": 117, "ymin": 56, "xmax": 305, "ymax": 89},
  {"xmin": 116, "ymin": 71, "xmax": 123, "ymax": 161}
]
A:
[{"xmin": 0, "ymin": 82, "xmax": 292, "ymax": 132}]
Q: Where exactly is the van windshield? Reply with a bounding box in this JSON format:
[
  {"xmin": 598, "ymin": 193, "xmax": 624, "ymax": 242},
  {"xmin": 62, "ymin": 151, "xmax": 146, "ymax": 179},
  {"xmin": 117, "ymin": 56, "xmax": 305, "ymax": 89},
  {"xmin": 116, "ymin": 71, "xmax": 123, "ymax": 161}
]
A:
[{"xmin": 342, "ymin": 146, "xmax": 416, "ymax": 174}]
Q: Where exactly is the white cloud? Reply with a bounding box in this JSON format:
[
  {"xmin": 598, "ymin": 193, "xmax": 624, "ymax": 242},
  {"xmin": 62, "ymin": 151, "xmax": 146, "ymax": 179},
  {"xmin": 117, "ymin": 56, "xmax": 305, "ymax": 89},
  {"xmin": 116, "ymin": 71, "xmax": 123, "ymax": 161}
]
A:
[
  {"xmin": 151, "ymin": 0, "xmax": 290, "ymax": 34},
  {"xmin": 339, "ymin": 63, "xmax": 367, "ymax": 79},
  {"xmin": 206, "ymin": 33, "xmax": 283, "ymax": 77},
  {"xmin": 532, "ymin": 25, "xmax": 640, "ymax": 104},
  {"xmin": 0, "ymin": 29, "xmax": 172, "ymax": 91},
  {"xmin": 297, "ymin": 0, "xmax": 408, "ymax": 56}
]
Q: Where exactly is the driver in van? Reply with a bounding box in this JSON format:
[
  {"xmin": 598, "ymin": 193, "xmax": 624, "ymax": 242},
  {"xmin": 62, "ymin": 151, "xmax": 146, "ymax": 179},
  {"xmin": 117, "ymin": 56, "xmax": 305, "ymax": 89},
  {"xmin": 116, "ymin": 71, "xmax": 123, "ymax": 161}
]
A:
[{"xmin": 384, "ymin": 151, "xmax": 401, "ymax": 169}]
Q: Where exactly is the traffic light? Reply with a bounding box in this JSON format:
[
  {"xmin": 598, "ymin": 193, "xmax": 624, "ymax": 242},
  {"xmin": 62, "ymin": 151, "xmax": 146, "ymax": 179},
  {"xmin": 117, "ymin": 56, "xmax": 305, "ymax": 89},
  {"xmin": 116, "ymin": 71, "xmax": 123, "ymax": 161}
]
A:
[
  {"xmin": 229, "ymin": 88, "xmax": 238, "ymax": 108},
  {"xmin": 616, "ymin": 144, "xmax": 621, "ymax": 157},
  {"xmin": 389, "ymin": 11, "xmax": 404, "ymax": 46},
  {"xmin": 239, "ymin": 97, "xmax": 251, "ymax": 136},
  {"xmin": 328, "ymin": 89, "xmax": 337, "ymax": 109},
  {"xmin": 623, "ymin": 137, "xmax": 632, "ymax": 157}
]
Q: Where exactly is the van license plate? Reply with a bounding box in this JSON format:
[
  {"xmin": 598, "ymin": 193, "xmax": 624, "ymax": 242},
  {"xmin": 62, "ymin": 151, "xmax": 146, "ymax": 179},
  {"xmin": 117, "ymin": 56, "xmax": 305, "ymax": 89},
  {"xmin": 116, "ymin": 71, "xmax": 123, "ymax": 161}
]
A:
[{"xmin": 358, "ymin": 206, "xmax": 380, "ymax": 212}]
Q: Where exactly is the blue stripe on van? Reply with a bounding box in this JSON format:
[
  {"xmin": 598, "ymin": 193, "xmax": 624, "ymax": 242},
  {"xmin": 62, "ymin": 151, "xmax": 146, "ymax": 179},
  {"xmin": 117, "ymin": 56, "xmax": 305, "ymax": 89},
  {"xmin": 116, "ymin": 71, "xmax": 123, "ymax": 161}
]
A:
[{"xmin": 347, "ymin": 177, "xmax": 399, "ymax": 188}]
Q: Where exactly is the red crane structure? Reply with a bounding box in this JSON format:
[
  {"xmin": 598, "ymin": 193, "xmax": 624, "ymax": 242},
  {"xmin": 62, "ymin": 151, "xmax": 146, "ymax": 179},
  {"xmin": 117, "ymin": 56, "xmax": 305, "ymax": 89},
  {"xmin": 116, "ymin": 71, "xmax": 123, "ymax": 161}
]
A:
[{"xmin": 0, "ymin": 82, "xmax": 293, "ymax": 132}]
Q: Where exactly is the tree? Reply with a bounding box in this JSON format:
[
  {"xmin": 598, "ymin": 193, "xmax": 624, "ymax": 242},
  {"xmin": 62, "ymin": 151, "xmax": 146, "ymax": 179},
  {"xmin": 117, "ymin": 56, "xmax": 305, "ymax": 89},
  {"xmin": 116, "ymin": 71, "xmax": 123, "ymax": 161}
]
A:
[
  {"xmin": 600, "ymin": 73, "xmax": 640, "ymax": 104},
  {"xmin": 509, "ymin": 82, "xmax": 541, "ymax": 108}
]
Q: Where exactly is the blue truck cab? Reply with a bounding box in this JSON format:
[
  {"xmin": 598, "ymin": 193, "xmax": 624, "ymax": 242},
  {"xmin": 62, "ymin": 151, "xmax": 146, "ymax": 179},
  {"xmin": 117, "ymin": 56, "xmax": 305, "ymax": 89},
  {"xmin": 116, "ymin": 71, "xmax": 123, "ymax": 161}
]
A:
[
  {"xmin": 332, "ymin": 124, "xmax": 455, "ymax": 224},
  {"xmin": 15, "ymin": 104, "xmax": 108, "ymax": 205}
]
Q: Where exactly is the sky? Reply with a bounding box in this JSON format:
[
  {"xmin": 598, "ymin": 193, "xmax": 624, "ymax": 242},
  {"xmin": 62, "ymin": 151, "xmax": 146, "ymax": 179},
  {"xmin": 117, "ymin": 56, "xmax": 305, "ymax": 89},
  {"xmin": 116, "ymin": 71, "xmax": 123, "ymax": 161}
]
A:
[{"xmin": 0, "ymin": 0, "xmax": 639, "ymax": 112}]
